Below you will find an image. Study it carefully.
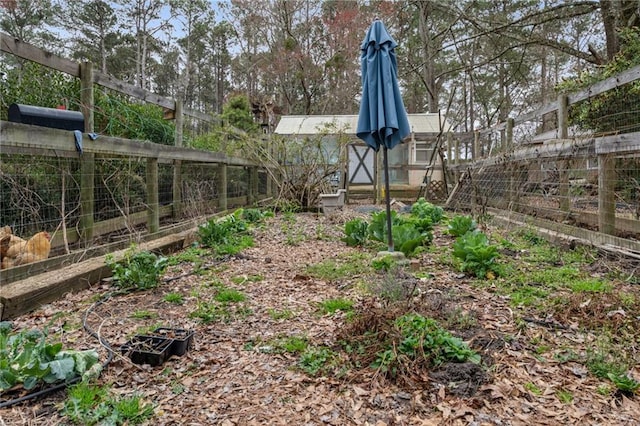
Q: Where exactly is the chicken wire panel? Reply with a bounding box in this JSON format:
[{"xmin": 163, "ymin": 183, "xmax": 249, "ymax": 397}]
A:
[
  {"xmin": 613, "ymin": 156, "xmax": 640, "ymax": 220},
  {"xmin": 568, "ymin": 80, "xmax": 640, "ymax": 137},
  {"xmin": 0, "ymin": 154, "xmax": 80, "ymax": 238},
  {"xmin": 228, "ymin": 166, "xmax": 249, "ymax": 199},
  {"xmin": 448, "ymin": 149, "xmax": 640, "ymax": 239},
  {"xmin": 94, "ymin": 157, "xmax": 148, "ymax": 222},
  {"xmin": 180, "ymin": 163, "xmax": 220, "ymax": 218}
]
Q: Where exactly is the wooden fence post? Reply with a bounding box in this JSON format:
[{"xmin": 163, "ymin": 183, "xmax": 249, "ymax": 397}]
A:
[
  {"xmin": 248, "ymin": 166, "xmax": 258, "ymax": 205},
  {"xmin": 505, "ymin": 118, "xmax": 514, "ymax": 151},
  {"xmin": 147, "ymin": 157, "xmax": 159, "ymax": 233},
  {"xmin": 79, "ymin": 61, "xmax": 94, "ymax": 245},
  {"xmin": 557, "ymin": 94, "xmax": 570, "ymax": 212},
  {"xmin": 219, "ymin": 163, "xmax": 228, "ymax": 211},
  {"xmin": 473, "ymin": 131, "xmax": 480, "ymax": 159},
  {"xmin": 173, "ymin": 99, "xmax": 183, "ymax": 218},
  {"xmin": 558, "ymin": 94, "xmax": 569, "ymax": 139},
  {"xmin": 598, "ymin": 154, "xmax": 616, "ymax": 234}
]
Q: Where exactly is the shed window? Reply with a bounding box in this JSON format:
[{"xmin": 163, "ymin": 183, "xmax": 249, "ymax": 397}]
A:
[{"xmin": 414, "ymin": 142, "xmax": 433, "ymax": 164}]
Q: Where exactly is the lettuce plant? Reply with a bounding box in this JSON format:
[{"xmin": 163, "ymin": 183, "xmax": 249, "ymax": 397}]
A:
[
  {"xmin": 0, "ymin": 322, "xmax": 100, "ymax": 393},
  {"xmin": 452, "ymin": 231, "xmax": 500, "ymax": 278}
]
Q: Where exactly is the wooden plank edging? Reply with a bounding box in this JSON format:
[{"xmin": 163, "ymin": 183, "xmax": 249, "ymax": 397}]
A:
[{"xmin": 0, "ymin": 230, "xmax": 196, "ymax": 320}]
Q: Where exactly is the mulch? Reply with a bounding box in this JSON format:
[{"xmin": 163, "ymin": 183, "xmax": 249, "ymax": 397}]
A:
[{"xmin": 1, "ymin": 206, "xmax": 639, "ymax": 425}]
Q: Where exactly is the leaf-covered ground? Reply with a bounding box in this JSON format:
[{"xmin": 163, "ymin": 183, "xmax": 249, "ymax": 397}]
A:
[{"xmin": 1, "ymin": 205, "xmax": 639, "ymax": 425}]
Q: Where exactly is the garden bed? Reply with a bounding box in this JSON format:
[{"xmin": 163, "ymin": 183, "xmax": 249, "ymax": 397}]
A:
[{"xmin": 1, "ymin": 205, "xmax": 639, "ymax": 425}]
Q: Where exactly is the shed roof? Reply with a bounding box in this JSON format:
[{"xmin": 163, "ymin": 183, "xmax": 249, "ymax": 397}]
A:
[{"xmin": 274, "ymin": 114, "xmax": 451, "ymax": 135}]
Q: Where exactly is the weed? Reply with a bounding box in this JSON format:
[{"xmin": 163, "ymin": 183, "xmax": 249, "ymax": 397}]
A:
[
  {"xmin": 586, "ymin": 349, "xmax": 640, "ymax": 394},
  {"xmin": 556, "ymin": 389, "xmax": 574, "ymax": 403},
  {"xmin": 62, "ymin": 382, "xmax": 154, "ymax": 425},
  {"xmin": 106, "ymin": 246, "xmax": 168, "ymax": 291},
  {"xmin": 189, "ymin": 300, "xmax": 225, "ymax": 323},
  {"xmin": 130, "ymin": 310, "xmax": 158, "ymax": 319},
  {"xmin": 318, "ymin": 298, "xmax": 354, "ymax": 315},
  {"xmin": 197, "ymin": 211, "xmax": 253, "ymax": 256},
  {"xmin": 569, "ymin": 280, "xmax": 612, "ymax": 293},
  {"xmin": 215, "ymin": 288, "xmax": 246, "ymax": 303},
  {"xmin": 306, "ymin": 253, "xmax": 371, "ymax": 282},
  {"xmin": 371, "ymin": 255, "xmax": 397, "ymax": 272},
  {"xmin": 167, "ymin": 247, "xmax": 209, "ymax": 266},
  {"xmin": 171, "ymin": 382, "xmax": 185, "ymax": 395},
  {"xmin": 268, "ymin": 308, "xmax": 295, "ymax": 320},
  {"xmin": 366, "ymin": 272, "xmax": 417, "ymax": 304},
  {"xmin": 273, "ymin": 336, "xmax": 308, "ymax": 354},
  {"xmin": 231, "ymin": 274, "xmax": 264, "ymax": 285},
  {"xmin": 189, "ymin": 294, "xmax": 251, "ymax": 324},
  {"xmin": 163, "ymin": 292, "xmax": 184, "ymax": 304},
  {"xmin": 524, "ymin": 382, "xmax": 542, "ymax": 396},
  {"xmin": 299, "ymin": 346, "xmax": 336, "ymax": 376},
  {"xmin": 445, "ymin": 308, "xmax": 478, "ymax": 330},
  {"xmin": 597, "ymin": 384, "xmax": 613, "ymax": 395},
  {"xmin": 315, "ymin": 223, "xmax": 331, "ymax": 241},
  {"xmin": 508, "ymin": 285, "xmax": 549, "ymax": 307}
]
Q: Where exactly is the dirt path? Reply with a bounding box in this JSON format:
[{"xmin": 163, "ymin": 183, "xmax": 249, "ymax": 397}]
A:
[{"xmin": 1, "ymin": 208, "xmax": 639, "ymax": 425}]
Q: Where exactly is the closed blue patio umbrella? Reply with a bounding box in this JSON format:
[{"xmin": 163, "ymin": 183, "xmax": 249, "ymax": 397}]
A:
[{"xmin": 356, "ymin": 19, "xmax": 410, "ymax": 252}]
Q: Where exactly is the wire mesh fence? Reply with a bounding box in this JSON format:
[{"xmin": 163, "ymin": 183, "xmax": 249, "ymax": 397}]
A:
[{"xmin": 447, "ymin": 85, "xmax": 640, "ymax": 242}]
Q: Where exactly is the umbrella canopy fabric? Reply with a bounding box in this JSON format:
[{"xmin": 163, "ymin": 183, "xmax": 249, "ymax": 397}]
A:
[{"xmin": 356, "ymin": 20, "xmax": 410, "ymax": 152}]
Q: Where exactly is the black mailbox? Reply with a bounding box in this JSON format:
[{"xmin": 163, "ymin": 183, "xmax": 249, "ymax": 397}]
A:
[{"xmin": 8, "ymin": 103, "xmax": 84, "ymax": 131}]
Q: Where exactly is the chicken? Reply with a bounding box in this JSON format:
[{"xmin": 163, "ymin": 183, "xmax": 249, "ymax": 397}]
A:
[
  {"xmin": 0, "ymin": 226, "xmax": 25, "ymax": 260},
  {"xmin": 1, "ymin": 231, "xmax": 51, "ymax": 269}
]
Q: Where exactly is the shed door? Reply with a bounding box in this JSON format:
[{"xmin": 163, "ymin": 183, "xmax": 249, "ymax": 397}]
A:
[{"xmin": 348, "ymin": 143, "xmax": 375, "ymax": 185}]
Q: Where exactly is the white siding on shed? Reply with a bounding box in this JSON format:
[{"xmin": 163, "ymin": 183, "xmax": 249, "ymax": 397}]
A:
[{"xmin": 274, "ymin": 114, "xmax": 450, "ymax": 136}]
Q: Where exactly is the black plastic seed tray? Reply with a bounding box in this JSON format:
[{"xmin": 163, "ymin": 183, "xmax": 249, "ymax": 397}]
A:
[
  {"xmin": 120, "ymin": 335, "xmax": 173, "ymax": 366},
  {"xmin": 152, "ymin": 328, "xmax": 195, "ymax": 356}
]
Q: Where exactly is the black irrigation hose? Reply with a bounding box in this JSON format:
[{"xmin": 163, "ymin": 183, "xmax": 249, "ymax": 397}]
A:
[{"xmin": 0, "ymin": 292, "xmax": 119, "ymax": 409}]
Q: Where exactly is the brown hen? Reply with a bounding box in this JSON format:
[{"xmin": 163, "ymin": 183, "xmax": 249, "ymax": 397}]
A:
[{"xmin": 0, "ymin": 231, "xmax": 51, "ymax": 269}]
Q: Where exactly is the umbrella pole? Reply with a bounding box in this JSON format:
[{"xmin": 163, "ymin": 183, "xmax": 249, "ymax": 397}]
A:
[{"xmin": 383, "ymin": 146, "xmax": 394, "ymax": 252}]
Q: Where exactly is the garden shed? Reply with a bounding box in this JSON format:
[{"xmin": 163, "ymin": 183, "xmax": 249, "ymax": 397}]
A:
[{"xmin": 274, "ymin": 114, "xmax": 455, "ymax": 200}]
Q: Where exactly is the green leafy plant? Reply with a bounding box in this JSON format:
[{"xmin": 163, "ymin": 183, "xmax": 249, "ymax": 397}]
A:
[
  {"xmin": 62, "ymin": 381, "xmax": 154, "ymax": 425},
  {"xmin": 197, "ymin": 211, "xmax": 253, "ymax": 257},
  {"xmin": 447, "ymin": 215, "xmax": 477, "ymax": 237},
  {"xmin": 214, "ymin": 288, "xmax": 246, "ymax": 303},
  {"xmin": 299, "ymin": 346, "xmax": 336, "ymax": 376},
  {"xmin": 392, "ymin": 224, "xmax": 427, "ymax": 257},
  {"xmin": 318, "ymin": 298, "xmax": 354, "ymax": 315},
  {"xmin": 371, "ymin": 255, "xmax": 397, "ymax": 272},
  {"xmin": 452, "ymin": 231, "xmax": 500, "ymax": 279},
  {"xmin": 411, "ymin": 198, "xmax": 444, "ymax": 224},
  {"xmin": 368, "ymin": 211, "xmax": 432, "ymax": 256},
  {"xmin": 587, "ymin": 350, "xmax": 640, "ymax": 394},
  {"xmin": 372, "ymin": 314, "xmax": 480, "ymax": 375},
  {"xmin": 368, "ymin": 210, "xmax": 402, "ymax": 243},
  {"xmin": 267, "ymin": 308, "xmax": 295, "ymax": 320},
  {"xmin": 240, "ymin": 208, "xmax": 272, "ymax": 223},
  {"xmin": 106, "ymin": 246, "xmax": 168, "ymax": 290},
  {"xmin": 163, "ymin": 292, "xmax": 184, "ymax": 304},
  {"xmin": 0, "ymin": 323, "xmax": 100, "ymax": 393},
  {"xmin": 342, "ymin": 218, "xmax": 369, "ymax": 247}
]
